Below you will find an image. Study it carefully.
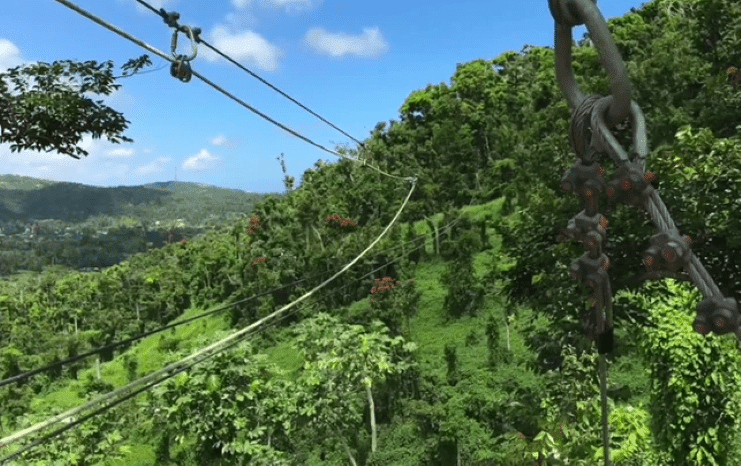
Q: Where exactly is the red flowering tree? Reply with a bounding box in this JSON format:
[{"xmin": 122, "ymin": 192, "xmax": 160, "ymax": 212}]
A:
[{"xmin": 368, "ymin": 276, "xmax": 420, "ymax": 336}]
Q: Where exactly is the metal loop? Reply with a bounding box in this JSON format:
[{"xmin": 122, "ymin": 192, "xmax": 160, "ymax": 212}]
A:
[
  {"xmin": 569, "ymin": 94, "xmax": 602, "ymax": 162},
  {"xmin": 548, "ymin": 0, "xmax": 591, "ymax": 28},
  {"xmin": 171, "ymin": 25, "xmax": 198, "ymax": 62},
  {"xmin": 592, "ymin": 98, "xmax": 648, "ymax": 168},
  {"xmin": 552, "ymin": 0, "xmax": 631, "ymax": 128}
]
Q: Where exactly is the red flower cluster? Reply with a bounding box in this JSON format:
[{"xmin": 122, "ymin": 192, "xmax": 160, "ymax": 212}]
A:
[
  {"xmin": 246, "ymin": 215, "xmax": 261, "ymax": 235},
  {"xmin": 252, "ymin": 256, "xmax": 265, "ymax": 266},
  {"xmin": 324, "ymin": 214, "xmax": 358, "ymax": 229},
  {"xmin": 325, "ymin": 214, "xmax": 341, "ymax": 225},
  {"xmin": 245, "ymin": 215, "xmax": 261, "ymax": 246},
  {"xmin": 370, "ymin": 276, "xmax": 400, "ymax": 305}
]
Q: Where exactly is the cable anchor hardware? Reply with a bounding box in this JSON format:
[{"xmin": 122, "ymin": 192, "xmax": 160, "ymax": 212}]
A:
[
  {"xmin": 642, "ymin": 230, "xmax": 693, "ymax": 275},
  {"xmin": 694, "ymin": 296, "xmax": 741, "ymax": 337},
  {"xmin": 569, "ymin": 250, "xmax": 611, "ymax": 287},
  {"xmin": 170, "ymin": 25, "xmax": 199, "ymax": 83},
  {"xmin": 604, "ymin": 161, "xmax": 657, "ymax": 207},
  {"xmin": 560, "ymin": 159, "xmax": 607, "ymax": 202}
]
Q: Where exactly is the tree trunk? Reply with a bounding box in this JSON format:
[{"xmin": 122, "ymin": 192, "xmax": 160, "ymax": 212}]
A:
[
  {"xmin": 367, "ymin": 384, "xmax": 377, "ymax": 453},
  {"xmin": 505, "ymin": 316, "xmax": 510, "ymax": 351},
  {"xmin": 342, "ymin": 442, "xmax": 358, "ymax": 466},
  {"xmin": 424, "ymin": 216, "xmax": 439, "ymax": 256},
  {"xmin": 312, "ymin": 225, "xmax": 325, "ymax": 252},
  {"xmin": 305, "ymin": 226, "xmax": 311, "ymax": 255}
]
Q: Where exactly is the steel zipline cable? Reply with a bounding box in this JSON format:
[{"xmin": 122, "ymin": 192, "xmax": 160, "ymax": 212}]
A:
[
  {"xmin": 0, "ymin": 203, "xmax": 469, "ymax": 389},
  {"xmin": 1, "ymin": 243, "xmax": 410, "ymax": 465},
  {"xmin": 0, "ymin": 180, "xmax": 417, "ymax": 459},
  {"xmin": 130, "ymin": 0, "xmax": 366, "ymax": 150},
  {"xmin": 3, "ymin": 0, "xmax": 426, "ymax": 391},
  {"xmin": 0, "ymin": 253, "xmax": 401, "ymax": 464},
  {"xmin": 0, "ymin": 190, "xmax": 479, "ymax": 463},
  {"xmin": 50, "ymin": 0, "xmax": 412, "ymax": 183}
]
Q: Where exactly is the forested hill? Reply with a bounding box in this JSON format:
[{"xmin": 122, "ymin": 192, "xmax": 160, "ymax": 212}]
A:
[
  {"xmin": 0, "ymin": 174, "xmax": 283, "ymax": 274},
  {"xmin": 0, "ymin": 174, "xmax": 281, "ymax": 224},
  {"xmin": 3, "ymin": 0, "xmax": 741, "ymax": 464}
]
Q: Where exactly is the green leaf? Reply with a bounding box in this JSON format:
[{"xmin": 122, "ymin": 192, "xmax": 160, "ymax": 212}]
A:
[{"xmin": 206, "ymin": 374, "xmax": 221, "ymax": 392}]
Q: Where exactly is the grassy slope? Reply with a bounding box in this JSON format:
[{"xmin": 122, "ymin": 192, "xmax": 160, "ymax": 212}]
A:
[{"xmin": 17, "ymin": 197, "xmax": 649, "ymax": 465}]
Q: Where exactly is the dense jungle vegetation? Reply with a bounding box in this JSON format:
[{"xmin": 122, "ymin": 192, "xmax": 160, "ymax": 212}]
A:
[{"xmin": 3, "ymin": 0, "xmax": 741, "ymax": 464}]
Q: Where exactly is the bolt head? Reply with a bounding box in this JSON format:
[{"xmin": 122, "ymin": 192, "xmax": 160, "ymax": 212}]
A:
[{"xmin": 694, "ymin": 321, "xmax": 710, "ymax": 335}]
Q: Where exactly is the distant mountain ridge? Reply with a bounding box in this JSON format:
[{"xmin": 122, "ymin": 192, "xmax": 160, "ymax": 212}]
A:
[
  {"xmin": 0, "ymin": 174, "xmax": 281, "ymax": 223},
  {"xmin": 0, "ymin": 174, "xmax": 285, "ymax": 275}
]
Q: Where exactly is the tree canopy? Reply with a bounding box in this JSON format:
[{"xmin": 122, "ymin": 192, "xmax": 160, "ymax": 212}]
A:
[{"xmin": 0, "ymin": 54, "xmax": 153, "ymax": 158}]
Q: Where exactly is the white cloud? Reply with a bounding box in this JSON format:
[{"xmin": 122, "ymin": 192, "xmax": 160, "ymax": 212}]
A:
[
  {"xmin": 210, "ymin": 134, "xmax": 241, "ymax": 149},
  {"xmin": 0, "ymin": 130, "xmax": 143, "ymax": 186},
  {"xmin": 0, "ymin": 39, "xmax": 23, "ymax": 72},
  {"xmin": 266, "ymin": 0, "xmax": 317, "ymax": 13},
  {"xmin": 182, "ymin": 149, "xmax": 221, "ymax": 172},
  {"xmin": 305, "ymin": 27, "xmax": 388, "ymax": 58},
  {"xmin": 199, "ymin": 26, "xmax": 283, "ymax": 72},
  {"xmin": 231, "ymin": 0, "xmax": 318, "ymax": 13},
  {"xmin": 134, "ymin": 162, "xmax": 160, "ymax": 175},
  {"xmin": 105, "ymin": 148, "xmax": 135, "ymax": 158},
  {"xmin": 211, "ymin": 134, "xmax": 228, "ymax": 146},
  {"xmin": 134, "ymin": 156, "xmax": 172, "ymax": 176}
]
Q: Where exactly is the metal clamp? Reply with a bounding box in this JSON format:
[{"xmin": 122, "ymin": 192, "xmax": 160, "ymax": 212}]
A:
[
  {"xmin": 643, "ymin": 230, "xmax": 692, "ymax": 274},
  {"xmin": 694, "ymin": 296, "xmax": 741, "ymax": 337},
  {"xmin": 605, "ymin": 162, "xmax": 656, "ymax": 207},
  {"xmin": 560, "ymin": 159, "xmax": 607, "ymax": 200}
]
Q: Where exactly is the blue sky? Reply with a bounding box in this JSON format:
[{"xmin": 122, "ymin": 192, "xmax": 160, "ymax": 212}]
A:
[{"xmin": 1, "ymin": 0, "xmax": 643, "ymax": 193}]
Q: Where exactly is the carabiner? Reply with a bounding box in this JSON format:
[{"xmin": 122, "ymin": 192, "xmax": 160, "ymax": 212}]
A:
[{"xmin": 171, "ymin": 25, "xmax": 198, "ymax": 62}]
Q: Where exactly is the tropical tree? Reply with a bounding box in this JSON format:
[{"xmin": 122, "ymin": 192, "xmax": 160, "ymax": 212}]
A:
[
  {"xmin": 292, "ymin": 312, "xmax": 418, "ymax": 463},
  {"xmin": 0, "ymin": 54, "xmax": 153, "ymax": 158},
  {"xmin": 150, "ymin": 342, "xmax": 297, "ymax": 465}
]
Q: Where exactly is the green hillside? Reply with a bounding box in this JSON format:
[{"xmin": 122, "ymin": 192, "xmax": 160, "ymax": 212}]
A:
[{"xmin": 0, "ymin": 198, "xmax": 657, "ymax": 465}]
